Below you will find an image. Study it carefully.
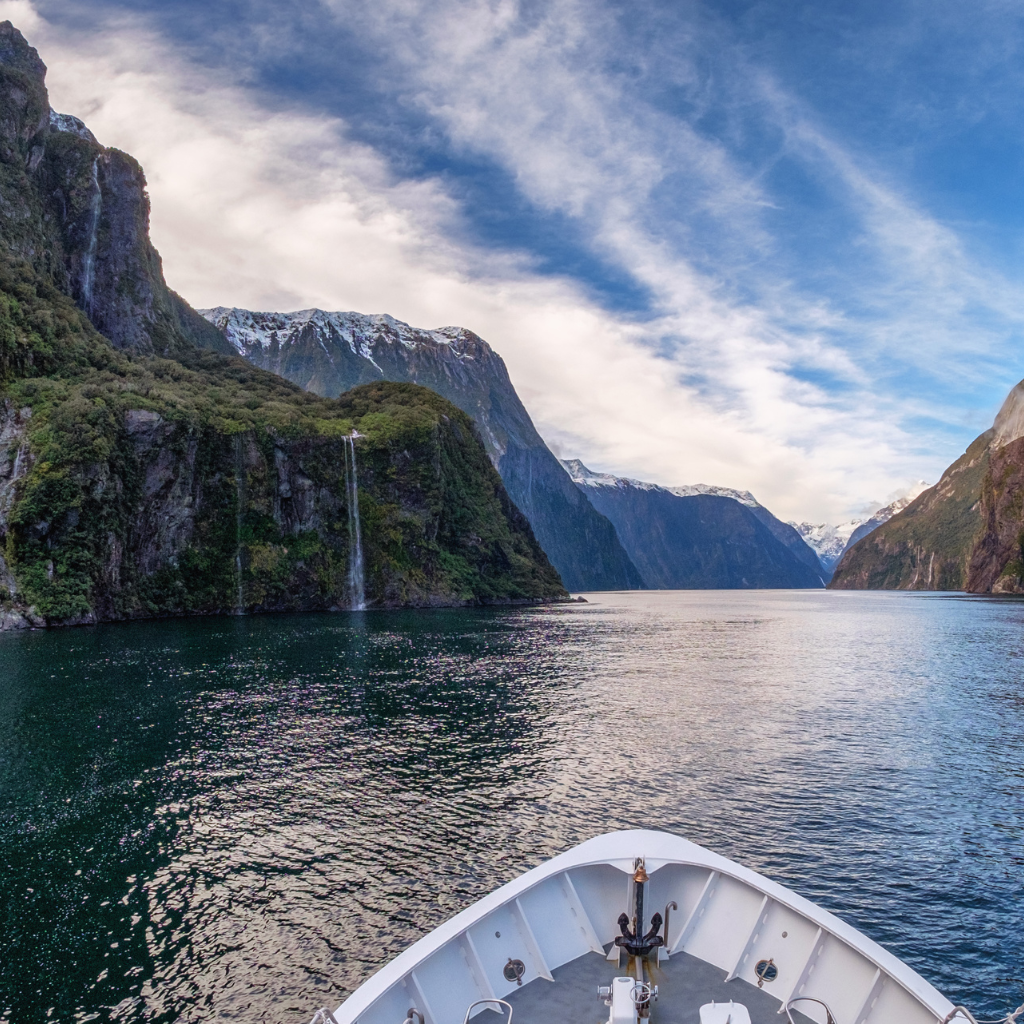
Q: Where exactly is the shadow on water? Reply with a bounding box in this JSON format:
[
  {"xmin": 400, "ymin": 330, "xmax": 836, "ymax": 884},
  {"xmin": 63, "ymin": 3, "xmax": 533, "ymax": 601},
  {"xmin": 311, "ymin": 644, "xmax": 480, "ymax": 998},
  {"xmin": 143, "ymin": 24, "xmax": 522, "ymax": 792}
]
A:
[{"xmin": 1, "ymin": 593, "xmax": 1023, "ymax": 1023}]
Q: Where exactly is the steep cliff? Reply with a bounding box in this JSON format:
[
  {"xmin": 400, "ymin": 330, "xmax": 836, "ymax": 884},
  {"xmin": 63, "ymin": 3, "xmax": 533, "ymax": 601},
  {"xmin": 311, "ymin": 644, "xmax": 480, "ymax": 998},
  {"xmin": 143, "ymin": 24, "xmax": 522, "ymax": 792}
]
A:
[
  {"xmin": 200, "ymin": 307, "xmax": 643, "ymax": 592},
  {"xmin": 0, "ymin": 24, "xmax": 566, "ymax": 626},
  {"xmin": 966, "ymin": 381, "xmax": 1024, "ymax": 593},
  {"xmin": 829, "ymin": 431, "xmax": 990, "ymax": 590},
  {"xmin": 563, "ymin": 461, "xmax": 824, "ymax": 589},
  {"xmin": 0, "ymin": 22, "xmax": 229, "ymax": 357}
]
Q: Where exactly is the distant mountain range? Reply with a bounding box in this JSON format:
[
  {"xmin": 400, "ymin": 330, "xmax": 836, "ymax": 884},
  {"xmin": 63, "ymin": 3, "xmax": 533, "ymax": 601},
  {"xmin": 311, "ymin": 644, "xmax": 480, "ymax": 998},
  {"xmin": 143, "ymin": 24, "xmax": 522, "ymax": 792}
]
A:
[
  {"xmin": 202, "ymin": 307, "xmax": 847, "ymax": 591},
  {"xmin": 563, "ymin": 461, "xmax": 825, "ymax": 589},
  {"xmin": 200, "ymin": 307, "xmax": 643, "ymax": 592},
  {"xmin": 790, "ymin": 492, "xmax": 922, "ymax": 578},
  {"xmin": 199, "ymin": 308, "xmax": 972, "ymax": 593}
]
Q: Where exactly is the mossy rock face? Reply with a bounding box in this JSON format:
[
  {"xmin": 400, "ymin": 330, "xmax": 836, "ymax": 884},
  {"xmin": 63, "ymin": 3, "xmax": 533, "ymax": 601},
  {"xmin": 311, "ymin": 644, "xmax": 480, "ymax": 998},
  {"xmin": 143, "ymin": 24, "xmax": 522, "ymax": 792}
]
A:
[
  {"xmin": 967, "ymin": 438, "xmax": 1024, "ymax": 594},
  {"xmin": 829, "ymin": 416, "xmax": 1024, "ymax": 594},
  {"xmin": 0, "ymin": 278, "xmax": 567, "ymax": 623},
  {"xmin": 0, "ymin": 21, "xmax": 231, "ymax": 358}
]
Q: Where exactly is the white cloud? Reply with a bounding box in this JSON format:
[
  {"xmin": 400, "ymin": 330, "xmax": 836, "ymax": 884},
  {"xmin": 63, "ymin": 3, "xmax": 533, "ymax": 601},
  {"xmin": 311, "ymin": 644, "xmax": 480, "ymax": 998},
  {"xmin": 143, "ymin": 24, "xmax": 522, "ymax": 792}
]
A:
[{"xmin": 2, "ymin": 0, "xmax": 1008, "ymax": 522}]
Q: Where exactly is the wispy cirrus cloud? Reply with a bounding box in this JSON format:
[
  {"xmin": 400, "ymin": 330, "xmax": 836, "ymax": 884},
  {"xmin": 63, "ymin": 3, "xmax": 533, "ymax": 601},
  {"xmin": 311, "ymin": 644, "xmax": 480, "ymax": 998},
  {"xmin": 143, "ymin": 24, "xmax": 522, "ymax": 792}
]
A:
[{"xmin": 8, "ymin": 0, "xmax": 1024, "ymax": 520}]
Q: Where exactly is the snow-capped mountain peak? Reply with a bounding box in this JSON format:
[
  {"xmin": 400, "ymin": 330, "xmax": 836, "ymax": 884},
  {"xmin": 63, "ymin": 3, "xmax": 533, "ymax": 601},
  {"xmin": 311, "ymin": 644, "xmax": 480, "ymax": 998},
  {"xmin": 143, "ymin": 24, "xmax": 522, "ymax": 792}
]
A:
[
  {"xmin": 790, "ymin": 483, "xmax": 928, "ymax": 574},
  {"xmin": 789, "ymin": 521, "xmax": 863, "ymax": 572},
  {"xmin": 199, "ymin": 307, "xmax": 476, "ymax": 364},
  {"xmin": 561, "ymin": 460, "xmax": 761, "ymax": 507}
]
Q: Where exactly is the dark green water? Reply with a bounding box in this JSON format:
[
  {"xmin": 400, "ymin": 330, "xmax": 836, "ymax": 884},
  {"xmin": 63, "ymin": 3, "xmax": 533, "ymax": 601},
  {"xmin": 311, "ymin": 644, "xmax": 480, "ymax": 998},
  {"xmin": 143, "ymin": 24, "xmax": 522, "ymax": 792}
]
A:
[{"xmin": 1, "ymin": 591, "xmax": 1022, "ymax": 1023}]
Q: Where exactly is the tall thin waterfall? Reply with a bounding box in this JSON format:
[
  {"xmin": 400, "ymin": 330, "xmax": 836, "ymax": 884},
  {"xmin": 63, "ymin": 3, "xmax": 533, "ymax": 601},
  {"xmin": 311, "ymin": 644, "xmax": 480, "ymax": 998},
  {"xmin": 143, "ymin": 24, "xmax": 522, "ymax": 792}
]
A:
[
  {"xmin": 81, "ymin": 158, "xmax": 102, "ymax": 314},
  {"xmin": 234, "ymin": 434, "xmax": 245, "ymax": 614},
  {"xmin": 344, "ymin": 432, "xmax": 365, "ymax": 610}
]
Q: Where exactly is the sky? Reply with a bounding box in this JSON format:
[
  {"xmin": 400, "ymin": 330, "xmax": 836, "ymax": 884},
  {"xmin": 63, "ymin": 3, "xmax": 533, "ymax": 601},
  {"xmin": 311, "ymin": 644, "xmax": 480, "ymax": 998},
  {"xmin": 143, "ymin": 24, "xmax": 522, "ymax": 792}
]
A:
[{"xmin": 3, "ymin": 0, "xmax": 1024, "ymax": 522}]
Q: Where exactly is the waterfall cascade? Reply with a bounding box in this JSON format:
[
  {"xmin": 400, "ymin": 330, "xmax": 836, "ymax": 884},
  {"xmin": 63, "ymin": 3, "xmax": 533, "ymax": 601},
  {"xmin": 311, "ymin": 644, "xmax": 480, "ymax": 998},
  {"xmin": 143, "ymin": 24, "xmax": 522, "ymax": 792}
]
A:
[
  {"xmin": 234, "ymin": 435, "xmax": 245, "ymax": 614},
  {"xmin": 81, "ymin": 158, "xmax": 102, "ymax": 314},
  {"xmin": 344, "ymin": 432, "xmax": 366, "ymax": 610}
]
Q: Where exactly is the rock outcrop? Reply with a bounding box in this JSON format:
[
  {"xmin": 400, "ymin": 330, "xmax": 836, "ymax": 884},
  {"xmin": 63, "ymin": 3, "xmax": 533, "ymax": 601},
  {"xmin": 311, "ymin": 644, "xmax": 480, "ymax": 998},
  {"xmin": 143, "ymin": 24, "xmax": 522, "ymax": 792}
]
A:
[
  {"xmin": 200, "ymin": 307, "xmax": 643, "ymax": 592},
  {"xmin": 966, "ymin": 436, "xmax": 1024, "ymax": 593},
  {"xmin": 563, "ymin": 460, "xmax": 825, "ymax": 589}
]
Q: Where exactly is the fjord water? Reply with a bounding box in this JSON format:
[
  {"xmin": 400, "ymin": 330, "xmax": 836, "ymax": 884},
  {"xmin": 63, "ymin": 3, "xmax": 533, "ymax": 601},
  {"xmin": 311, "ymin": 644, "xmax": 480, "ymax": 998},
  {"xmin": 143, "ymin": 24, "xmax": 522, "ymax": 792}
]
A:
[{"xmin": 1, "ymin": 592, "xmax": 1022, "ymax": 1024}]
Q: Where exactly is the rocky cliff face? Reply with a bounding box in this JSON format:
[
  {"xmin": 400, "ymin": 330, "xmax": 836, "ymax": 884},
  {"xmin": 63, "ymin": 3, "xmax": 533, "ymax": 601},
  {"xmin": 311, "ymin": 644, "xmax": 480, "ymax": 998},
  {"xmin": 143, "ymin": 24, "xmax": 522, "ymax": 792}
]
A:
[
  {"xmin": 0, "ymin": 372, "xmax": 564, "ymax": 627},
  {"xmin": 0, "ymin": 24, "xmax": 566, "ymax": 627},
  {"xmin": 966, "ymin": 381, "xmax": 1024, "ymax": 593},
  {"xmin": 829, "ymin": 431, "xmax": 991, "ymax": 590},
  {"xmin": 563, "ymin": 460, "xmax": 825, "ymax": 589},
  {"xmin": 966, "ymin": 437, "xmax": 1024, "ymax": 593},
  {"xmin": 827, "ymin": 378, "xmax": 1024, "ymax": 593},
  {"xmin": 0, "ymin": 22, "xmax": 229, "ymax": 357},
  {"xmin": 201, "ymin": 307, "xmax": 643, "ymax": 592}
]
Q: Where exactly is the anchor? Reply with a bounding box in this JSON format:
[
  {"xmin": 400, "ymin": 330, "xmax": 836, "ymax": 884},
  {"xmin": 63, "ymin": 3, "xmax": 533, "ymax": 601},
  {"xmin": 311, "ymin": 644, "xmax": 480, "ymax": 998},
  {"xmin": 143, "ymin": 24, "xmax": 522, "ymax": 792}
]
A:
[{"xmin": 614, "ymin": 859, "xmax": 665, "ymax": 958}]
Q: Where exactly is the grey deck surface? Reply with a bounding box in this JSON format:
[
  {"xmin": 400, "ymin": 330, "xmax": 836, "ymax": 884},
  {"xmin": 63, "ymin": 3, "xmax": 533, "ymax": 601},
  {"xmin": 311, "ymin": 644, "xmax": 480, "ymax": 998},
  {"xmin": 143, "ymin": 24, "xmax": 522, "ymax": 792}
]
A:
[{"xmin": 502, "ymin": 950, "xmax": 811, "ymax": 1024}]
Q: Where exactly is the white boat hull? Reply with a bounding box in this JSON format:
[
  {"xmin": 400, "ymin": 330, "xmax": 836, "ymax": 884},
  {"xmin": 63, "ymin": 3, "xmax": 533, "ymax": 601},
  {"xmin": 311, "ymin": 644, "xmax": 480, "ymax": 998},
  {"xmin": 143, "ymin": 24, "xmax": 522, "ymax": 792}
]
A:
[{"xmin": 319, "ymin": 830, "xmax": 961, "ymax": 1024}]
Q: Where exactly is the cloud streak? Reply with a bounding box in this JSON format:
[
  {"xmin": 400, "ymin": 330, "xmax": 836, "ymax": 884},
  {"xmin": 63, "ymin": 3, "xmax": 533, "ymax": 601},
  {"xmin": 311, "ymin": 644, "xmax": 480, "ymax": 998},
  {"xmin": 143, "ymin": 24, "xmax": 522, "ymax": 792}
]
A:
[{"xmin": 7, "ymin": 0, "xmax": 1024, "ymax": 522}]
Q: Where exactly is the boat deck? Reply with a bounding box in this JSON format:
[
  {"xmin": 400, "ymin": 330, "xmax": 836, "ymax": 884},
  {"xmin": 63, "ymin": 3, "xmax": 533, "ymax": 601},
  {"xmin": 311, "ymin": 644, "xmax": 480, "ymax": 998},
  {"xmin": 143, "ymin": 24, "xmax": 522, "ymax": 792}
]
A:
[{"xmin": 503, "ymin": 949, "xmax": 814, "ymax": 1024}]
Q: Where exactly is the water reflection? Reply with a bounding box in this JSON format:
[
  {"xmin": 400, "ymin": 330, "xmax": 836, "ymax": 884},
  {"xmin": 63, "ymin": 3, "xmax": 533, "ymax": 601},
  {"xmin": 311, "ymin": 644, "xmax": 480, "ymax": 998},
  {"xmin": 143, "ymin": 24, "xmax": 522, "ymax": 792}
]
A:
[{"xmin": 1, "ymin": 592, "xmax": 1023, "ymax": 1023}]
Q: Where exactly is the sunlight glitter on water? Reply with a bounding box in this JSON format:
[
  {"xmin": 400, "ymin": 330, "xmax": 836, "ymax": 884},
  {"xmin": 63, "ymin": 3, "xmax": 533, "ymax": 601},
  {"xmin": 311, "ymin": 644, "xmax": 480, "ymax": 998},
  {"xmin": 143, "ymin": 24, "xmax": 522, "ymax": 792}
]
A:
[{"xmin": 1, "ymin": 591, "xmax": 1022, "ymax": 1023}]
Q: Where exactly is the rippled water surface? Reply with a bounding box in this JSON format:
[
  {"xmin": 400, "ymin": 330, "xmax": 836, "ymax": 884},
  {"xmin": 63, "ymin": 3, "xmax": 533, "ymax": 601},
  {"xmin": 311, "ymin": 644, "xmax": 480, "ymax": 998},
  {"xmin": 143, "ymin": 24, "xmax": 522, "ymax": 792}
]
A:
[{"xmin": 2, "ymin": 591, "xmax": 1023, "ymax": 1023}]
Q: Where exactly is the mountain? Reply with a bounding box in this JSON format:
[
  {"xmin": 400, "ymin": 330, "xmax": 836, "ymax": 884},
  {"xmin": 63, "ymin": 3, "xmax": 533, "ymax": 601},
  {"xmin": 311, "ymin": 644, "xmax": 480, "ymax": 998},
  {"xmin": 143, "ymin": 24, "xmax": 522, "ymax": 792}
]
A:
[
  {"xmin": 829, "ymin": 431, "xmax": 992, "ymax": 590},
  {"xmin": 790, "ymin": 521, "xmax": 862, "ymax": 576},
  {"xmin": 967, "ymin": 381, "xmax": 1024, "ymax": 593},
  {"xmin": 844, "ymin": 496, "xmax": 917, "ymax": 549},
  {"xmin": 0, "ymin": 23, "xmax": 566, "ymax": 627},
  {"xmin": 0, "ymin": 34, "xmax": 229, "ymax": 359},
  {"xmin": 563, "ymin": 461, "xmax": 825, "ymax": 589},
  {"xmin": 199, "ymin": 307, "xmax": 643, "ymax": 592},
  {"xmin": 791, "ymin": 492, "xmax": 922, "ymax": 578}
]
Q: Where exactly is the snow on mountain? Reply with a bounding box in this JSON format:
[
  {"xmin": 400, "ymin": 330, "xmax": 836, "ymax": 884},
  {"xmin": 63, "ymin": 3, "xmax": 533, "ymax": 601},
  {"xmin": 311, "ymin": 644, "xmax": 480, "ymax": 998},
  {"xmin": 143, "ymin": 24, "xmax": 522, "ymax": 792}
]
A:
[
  {"xmin": 199, "ymin": 307, "xmax": 473, "ymax": 365},
  {"xmin": 791, "ymin": 483, "xmax": 928, "ymax": 576},
  {"xmin": 561, "ymin": 460, "xmax": 759, "ymax": 507},
  {"xmin": 199, "ymin": 308, "xmax": 644, "ymax": 592},
  {"xmin": 563, "ymin": 459, "xmax": 931, "ymax": 582},
  {"xmin": 790, "ymin": 521, "xmax": 863, "ymax": 574},
  {"xmin": 561, "ymin": 459, "xmax": 824, "ymax": 587}
]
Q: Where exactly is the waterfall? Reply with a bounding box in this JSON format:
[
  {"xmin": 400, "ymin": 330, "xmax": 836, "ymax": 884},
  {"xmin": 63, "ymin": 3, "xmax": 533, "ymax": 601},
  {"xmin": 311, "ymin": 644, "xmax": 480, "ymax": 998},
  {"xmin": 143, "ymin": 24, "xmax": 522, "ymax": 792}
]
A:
[
  {"xmin": 80, "ymin": 157, "xmax": 102, "ymax": 314},
  {"xmin": 344, "ymin": 432, "xmax": 365, "ymax": 610},
  {"xmin": 234, "ymin": 434, "xmax": 245, "ymax": 614}
]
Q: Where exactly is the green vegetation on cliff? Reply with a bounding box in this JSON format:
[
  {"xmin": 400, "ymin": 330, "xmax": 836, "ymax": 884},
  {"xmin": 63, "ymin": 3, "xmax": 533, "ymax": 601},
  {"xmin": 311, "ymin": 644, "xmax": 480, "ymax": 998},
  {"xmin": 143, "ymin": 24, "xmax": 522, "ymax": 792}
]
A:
[
  {"xmin": 0, "ymin": 23, "xmax": 565, "ymax": 625},
  {"xmin": 829, "ymin": 431, "xmax": 990, "ymax": 591},
  {"xmin": 0, "ymin": 259, "xmax": 565, "ymax": 622}
]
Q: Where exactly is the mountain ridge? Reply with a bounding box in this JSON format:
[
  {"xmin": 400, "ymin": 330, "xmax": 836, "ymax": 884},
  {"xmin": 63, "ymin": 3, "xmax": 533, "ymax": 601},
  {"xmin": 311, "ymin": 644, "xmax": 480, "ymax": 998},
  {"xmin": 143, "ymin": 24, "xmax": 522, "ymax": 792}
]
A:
[
  {"xmin": 201, "ymin": 305, "xmax": 644, "ymax": 592},
  {"xmin": 829, "ymin": 431, "xmax": 992, "ymax": 590},
  {"xmin": 563, "ymin": 459, "xmax": 825, "ymax": 589},
  {"xmin": 791, "ymin": 490, "xmax": 923, "ymax": 578}
]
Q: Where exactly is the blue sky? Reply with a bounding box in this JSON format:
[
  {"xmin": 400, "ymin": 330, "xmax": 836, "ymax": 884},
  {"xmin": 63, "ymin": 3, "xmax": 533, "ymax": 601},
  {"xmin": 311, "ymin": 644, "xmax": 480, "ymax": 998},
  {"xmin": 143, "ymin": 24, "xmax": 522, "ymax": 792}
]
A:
[{"xmin": 8, "ymin": 0, "xmax": 1024, "ymax": 521}]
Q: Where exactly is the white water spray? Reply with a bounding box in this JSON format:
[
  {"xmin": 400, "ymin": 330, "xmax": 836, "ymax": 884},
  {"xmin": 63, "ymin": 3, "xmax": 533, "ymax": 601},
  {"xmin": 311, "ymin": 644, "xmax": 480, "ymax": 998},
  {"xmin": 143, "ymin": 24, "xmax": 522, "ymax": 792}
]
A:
[
  {"xmin": 234, "ymin": 435, "xmax": 245, "ymax": 614},
  {"xmin": 80, "ymin": 158, "xmax": 102, "ymax": 314},
  {"xmin": 344, "ymin": 432, "xmax": 365, "ymax": 610}
]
